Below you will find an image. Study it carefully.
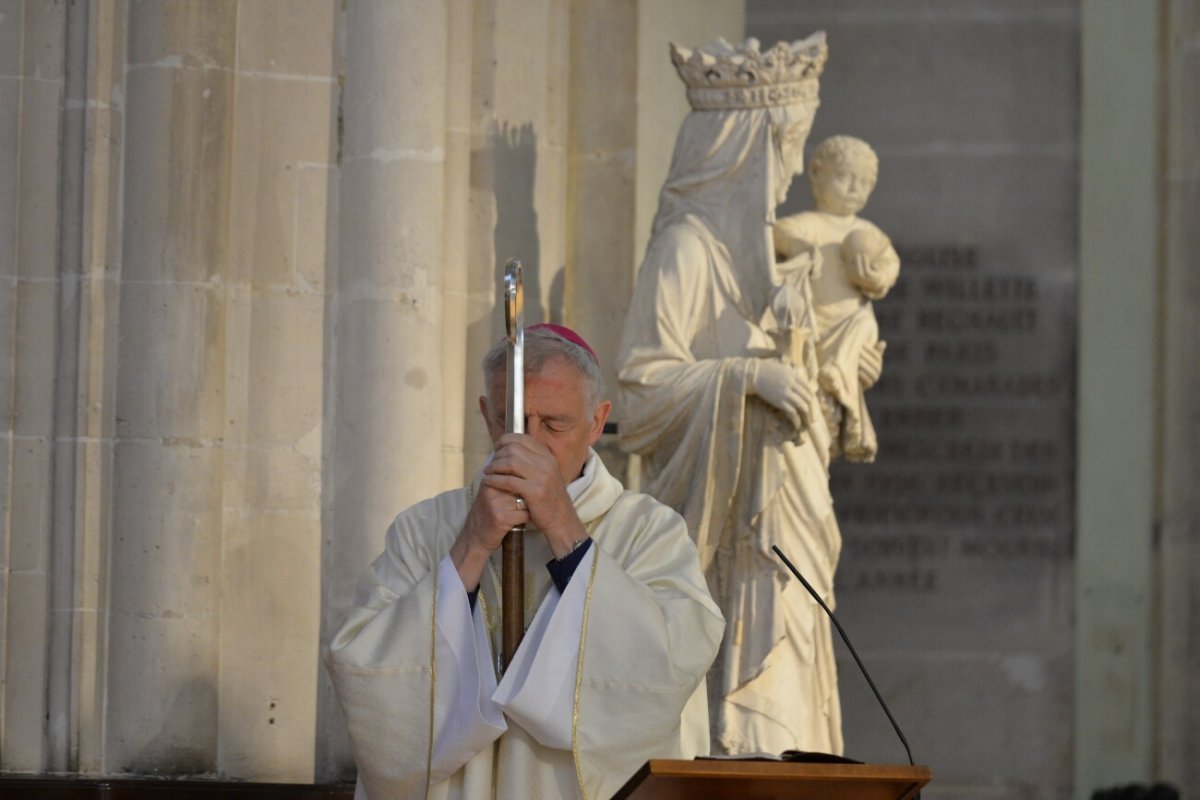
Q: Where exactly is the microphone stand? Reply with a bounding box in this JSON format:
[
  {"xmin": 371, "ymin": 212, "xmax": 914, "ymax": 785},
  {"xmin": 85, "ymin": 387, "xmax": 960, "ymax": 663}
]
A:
[{"xmin": 771, "ymin": 544, "xmax": 916, "ymax": 769}]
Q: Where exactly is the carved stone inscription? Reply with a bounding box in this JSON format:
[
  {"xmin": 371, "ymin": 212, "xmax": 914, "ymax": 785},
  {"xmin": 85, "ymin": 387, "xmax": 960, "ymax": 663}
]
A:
[{"xmin": 831, "ymin": 243, "xmax": 1074, "ymax": 600}]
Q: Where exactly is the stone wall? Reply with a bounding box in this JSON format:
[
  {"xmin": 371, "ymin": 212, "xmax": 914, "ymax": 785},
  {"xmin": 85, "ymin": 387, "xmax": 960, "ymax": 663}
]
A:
[
  {"xmin": 0, "ymin": 0, "xmax": 744, "ymax": 783},
  {"xmin": 743, "ymin": 4, "xmax": 1080, "ymax": 797},
  {"xmin": 1, "ymin": 0, "xmax": 339, "ymax": 781}
]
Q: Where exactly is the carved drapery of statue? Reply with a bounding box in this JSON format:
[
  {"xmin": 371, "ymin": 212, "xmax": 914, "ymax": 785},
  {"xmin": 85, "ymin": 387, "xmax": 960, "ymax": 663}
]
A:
[{"xmin": 616, "ymin": 35, "xmax": 845, "ymax": 755}]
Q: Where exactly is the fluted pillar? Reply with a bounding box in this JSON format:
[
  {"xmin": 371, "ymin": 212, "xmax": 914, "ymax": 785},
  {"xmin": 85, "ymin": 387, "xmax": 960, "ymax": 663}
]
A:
[
  {"xmin": 62, "ymin": 0, "xmax": 127, "ymax": 774},
  {"xmin": 0, "ymin": 0, "xmax": 69, "ymax": 772}
]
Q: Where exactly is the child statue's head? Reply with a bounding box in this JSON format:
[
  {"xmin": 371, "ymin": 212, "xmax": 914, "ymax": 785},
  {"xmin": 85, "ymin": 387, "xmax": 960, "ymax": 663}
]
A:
[{"xmin": 807, "ymin": 136, "xmax": 879, "ymax": 217}]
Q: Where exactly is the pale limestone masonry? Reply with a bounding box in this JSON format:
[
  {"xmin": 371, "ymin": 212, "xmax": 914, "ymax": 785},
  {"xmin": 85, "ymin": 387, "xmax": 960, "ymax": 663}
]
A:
[
  {"xmin": 0, "ymin": 0, "xmax": 743, "ymax": 784},
  {"xmin": 1, "ymin": 0, "xmax": 1195, "ymax": 794}
]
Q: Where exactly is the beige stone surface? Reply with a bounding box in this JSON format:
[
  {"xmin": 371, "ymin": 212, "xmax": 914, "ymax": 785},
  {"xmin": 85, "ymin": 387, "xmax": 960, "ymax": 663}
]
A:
[
  {"xmin": 439, "ymin": 0, "xmax": 474, "ymax": 487},
  {"xmin": 0, "ymin": 1, "xmax": 21, "ymax": 76},
  {"xmin": 236, "ymin": 0, "xmax": 335, "ymax": 78},
  {"xmin": 566, "ymin": 155, "xmax": 635, "ymax": 382},
  {"xmin": 106, "ymin": 441, "xmax": 223, "ymax": 772},
  {"xmin": 115, "ymin": 282, "xmax": 226, "ymax": 441},
  {"xmin": 0, "ymin": 427, "xmax": 8, "ymax": 568},
  {"xmin": 1154, "ymin": 1, "xmax": 1199, "ymax": 791},
  {"xmin": 121, "ymin": 65, "xmax": 232, "ymax": 283},
  {"xmin": 127, "ymin": 0, "xmax": 235, "ymax": 68},
  {"xmin": 533, "ymin": 140, "xmax": 567, "ymax": 319},
  {"xmin": 12, "ymin": 280, "xmax": 58, "ymax": 436},
  {"xmin": 329, "ymin": 293, "xmax": 448, "ymax": 510},
  {"xmin": 16, "ymin": 78, "xmax": 63, "ymax": 281},
  {"xmin": 489, "ymin": 0, "xmax": 564, "ymax": 136},
  {"xmin": 78, "ymin": 276, "xmax": 122, "ymax": 441},
  {"xmin": 16, "ymin": 0, "xmax": 64, "ymax": 79},
  {"xmin": 223, "ymin": 289, "xmax": 324, "ymax": 448},
  {"xmin": 108, "ymin": 442, "xmax": 223, "ymax": 614},
  {"xmin": 105, "ymin": 615, "xmax": 220, "ymax": 774},
  {"xmin": 293, "ymin": 165, "xmax": 335, "ymax": 295},
  {"xmin": 217, "ymin": 508, "xmax": 320, "ymax": 781},
  {"xmin": 0, "ymin": 277, "xmax": 13, "ymax": 424},
  {"xmin": 224, "ymin": 444, "xmax": 321, "ymax": 518},
  {"xmin": 2, "ymin": 571, "xmax": 51, "ymax": 770},
  {"xmin": 0, "ymin": 82, "xmax": 16, "ymax": 273},
  {"xmin": 569, "ymin": 0, "xmax": 637, "ymax": 152},
  {"xmin": 229, "ymin": 75, "xmax": 336, "ymax": 288},
  {"xmin": 340, "ymin": 1, "xmax": 446, "ymax": 159},
  {"xmin": 7, "ymin": 437, "xmax": 52, "ymax": 572},
  {"xmin": 245, "ymin": 292, "xmax": 325, "ymax": 442},
  {"xmin": 1076, "ymin": 4, "xmax": 1160, "ymax": 791},
  {"xmin": 70, "ymin": 434, "xmax": 116, "ymax": 774},
  {"xmin": 45, "ymin": 0, "xmax": 126, "ymax": 775},
  {"xmin": 338, "ymin": 158, "xmax": 448, "ymax": 293}
]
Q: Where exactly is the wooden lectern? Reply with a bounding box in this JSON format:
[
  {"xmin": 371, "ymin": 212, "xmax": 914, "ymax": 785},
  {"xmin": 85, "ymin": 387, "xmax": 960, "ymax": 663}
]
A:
[{"xmin": 611, "ymin": 759, "xmax": 931, "ymax": 800}]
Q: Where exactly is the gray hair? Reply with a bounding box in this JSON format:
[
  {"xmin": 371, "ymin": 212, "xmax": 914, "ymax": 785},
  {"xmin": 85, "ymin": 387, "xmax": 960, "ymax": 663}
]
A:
[{"xmin": 483, "ymin": 326, "xmax": 605, "ymax": 410}]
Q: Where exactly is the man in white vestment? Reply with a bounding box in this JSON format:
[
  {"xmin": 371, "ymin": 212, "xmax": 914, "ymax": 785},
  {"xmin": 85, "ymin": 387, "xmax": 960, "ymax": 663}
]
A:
[
  {"xmin": 327, "ymin": 324, "xmax": 724, "ymax": 800},
  {"xmin": 616, "ymin": 36, "xmax": 847, "ymax": 755}
]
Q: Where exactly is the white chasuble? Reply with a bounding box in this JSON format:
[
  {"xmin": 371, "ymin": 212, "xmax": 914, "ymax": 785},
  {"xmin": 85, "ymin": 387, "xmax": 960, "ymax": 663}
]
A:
[{"xmin": 326, "ymin": 452, "xmax": 723, "ymax": 799}]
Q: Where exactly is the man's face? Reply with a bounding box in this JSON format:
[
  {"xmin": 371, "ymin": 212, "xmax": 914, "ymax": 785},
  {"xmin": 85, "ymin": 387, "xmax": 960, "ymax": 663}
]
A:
[{"xmin": 481, "ymin": 357, "xmax": 612, "ymax": 485}]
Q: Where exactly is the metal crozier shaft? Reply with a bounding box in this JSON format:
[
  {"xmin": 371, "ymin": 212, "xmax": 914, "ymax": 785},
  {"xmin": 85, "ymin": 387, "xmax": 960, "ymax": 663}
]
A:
[{"xmin": 501, "ymin": 259, "xmax": 525, "ymax": 670}]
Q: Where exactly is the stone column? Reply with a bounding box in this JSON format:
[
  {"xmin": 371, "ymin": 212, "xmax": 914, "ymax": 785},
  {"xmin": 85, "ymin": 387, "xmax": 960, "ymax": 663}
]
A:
[
  {"xmin": 105, "ymin": 0, "xmax": 236, "ymax": 774},
  {"xmin": 1153, "ymin": 0, "xmax": 1199, "ymax": 791},
  {"xmin": 61, "ymin": 0, "xmax": 127, "ymax": 773},
  {"xmin": 1075, "ymin": 3, "xmax": 1159, "ymax": 793},
  {"xmin": 318, "ymin": 0, "xmax": 449, "ymax": 780}
]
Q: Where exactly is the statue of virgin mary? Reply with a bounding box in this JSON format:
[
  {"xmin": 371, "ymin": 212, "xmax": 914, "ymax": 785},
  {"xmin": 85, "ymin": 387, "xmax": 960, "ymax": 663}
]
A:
[{"xmin": 616, "ymin": 34, "xmax": 845, "ymax": 755}]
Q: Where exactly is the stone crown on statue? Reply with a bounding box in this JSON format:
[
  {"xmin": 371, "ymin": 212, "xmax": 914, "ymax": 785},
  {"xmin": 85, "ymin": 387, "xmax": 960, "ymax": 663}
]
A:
[{"xmin": 670, "ymin": 34, "xmax": 828, "ymax": 111}]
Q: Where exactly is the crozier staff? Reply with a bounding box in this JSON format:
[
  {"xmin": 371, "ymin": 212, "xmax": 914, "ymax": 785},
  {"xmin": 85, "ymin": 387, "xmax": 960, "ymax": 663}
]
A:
[
  {"xmin": 500, "ymin": 258, "xmax": 525, "ymax": 670},
  {"xmin": 327, "ymin": 324, "xmax": 724, "ymax": 800}
]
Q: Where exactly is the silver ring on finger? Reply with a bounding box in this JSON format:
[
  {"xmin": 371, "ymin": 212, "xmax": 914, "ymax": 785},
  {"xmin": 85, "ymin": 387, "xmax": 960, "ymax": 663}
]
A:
[{"xmin": 515, "ymin": 496, "xmax": 526, "ymax": 511}]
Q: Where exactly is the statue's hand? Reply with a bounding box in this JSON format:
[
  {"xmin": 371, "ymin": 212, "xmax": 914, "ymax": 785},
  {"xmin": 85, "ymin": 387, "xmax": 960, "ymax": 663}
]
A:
[
  {"xmin": 750, "ymin": 359, "xmax": 813, "ymax": 432},
  {"xmin": 859, "ymin": 341, "xmax": 886, "ymax": 389}
]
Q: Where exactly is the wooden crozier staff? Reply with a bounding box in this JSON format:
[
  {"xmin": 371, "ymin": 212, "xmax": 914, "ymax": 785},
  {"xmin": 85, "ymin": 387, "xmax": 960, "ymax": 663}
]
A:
[{"xmin": 501, "ymin": 259, "xmax": 525, "ymax": 670}]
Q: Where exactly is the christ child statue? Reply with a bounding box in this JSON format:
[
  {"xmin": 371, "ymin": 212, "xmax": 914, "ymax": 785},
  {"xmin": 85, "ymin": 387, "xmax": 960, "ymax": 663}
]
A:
[{"xmin": 772, "ymin": 135, "xmax": 900, "ymax": 463}]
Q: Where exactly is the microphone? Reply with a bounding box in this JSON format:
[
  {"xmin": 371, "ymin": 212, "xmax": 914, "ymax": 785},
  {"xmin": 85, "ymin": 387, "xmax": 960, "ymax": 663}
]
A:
[{"xmin": 771, "ymin": 544, "xmax": 916, "ymax": 769}]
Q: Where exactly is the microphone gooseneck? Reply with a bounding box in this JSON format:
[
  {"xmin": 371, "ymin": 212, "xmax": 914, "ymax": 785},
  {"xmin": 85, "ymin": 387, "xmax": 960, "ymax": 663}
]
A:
[{"xmin": 771, "ymin": 544, "xmax": 916, "ymax": 768}]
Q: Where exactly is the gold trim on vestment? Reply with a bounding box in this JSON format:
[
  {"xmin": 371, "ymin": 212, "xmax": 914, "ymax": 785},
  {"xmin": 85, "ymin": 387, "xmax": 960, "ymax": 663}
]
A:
[
  {"xmin": 424, "ymin": 560, "xmax": 439, "ymax": 800},
  {"xmin": 570, "ymin": 531, "xmax": 602, "ymax": 799}
]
